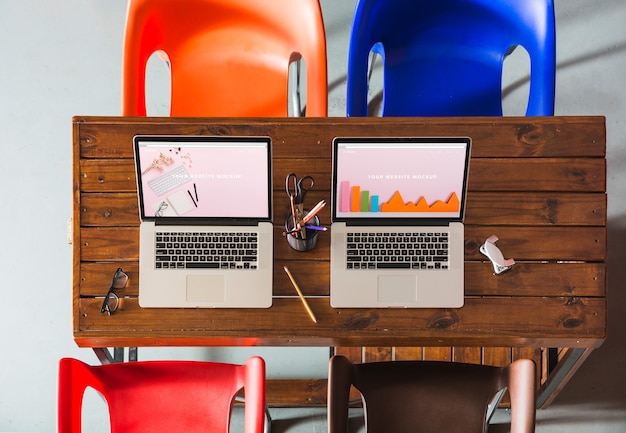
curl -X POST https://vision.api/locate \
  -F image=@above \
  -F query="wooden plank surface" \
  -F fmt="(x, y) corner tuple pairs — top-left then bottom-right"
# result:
(78, 261), (605, 298)
(74, 296), (606, 348)
(73, 116), (607, 345)
(80, 191), (606, 227)
(75, 116), (606, 159)
(72, 116), (607, 407)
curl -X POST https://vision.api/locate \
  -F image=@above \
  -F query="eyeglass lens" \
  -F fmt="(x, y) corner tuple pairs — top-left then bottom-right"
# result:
(101, 268), (128, 314)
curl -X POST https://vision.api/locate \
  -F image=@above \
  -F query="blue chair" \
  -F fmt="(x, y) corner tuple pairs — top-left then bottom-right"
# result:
(346, 0), (555, 117)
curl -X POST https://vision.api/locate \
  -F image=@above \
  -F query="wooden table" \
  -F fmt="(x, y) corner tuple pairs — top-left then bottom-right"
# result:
(72, 116), (606, 408)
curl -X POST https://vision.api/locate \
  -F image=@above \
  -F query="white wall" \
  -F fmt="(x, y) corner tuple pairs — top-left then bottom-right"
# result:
(0, 1), (356, 430)
(1, 1), (626, 432)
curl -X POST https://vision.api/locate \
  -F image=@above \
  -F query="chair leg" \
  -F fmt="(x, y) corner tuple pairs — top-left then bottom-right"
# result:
(264, 407), (272, 433)
(290, 59), (304, 117)
(486, 388), (507, 423)
(235, 395), (272, 433)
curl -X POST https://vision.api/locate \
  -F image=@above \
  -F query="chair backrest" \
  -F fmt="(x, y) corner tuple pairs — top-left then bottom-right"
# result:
(122, 0), (327, 116)
(57, 356), (266, 433)
(328, 355), (536, 433)
(346, 0), (555, 116)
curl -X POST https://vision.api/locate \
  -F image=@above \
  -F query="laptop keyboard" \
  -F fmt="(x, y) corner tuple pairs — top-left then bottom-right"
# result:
(346, 231), (449, 270)
(148, 165), (191, 196)
(154, 231), (259, 270)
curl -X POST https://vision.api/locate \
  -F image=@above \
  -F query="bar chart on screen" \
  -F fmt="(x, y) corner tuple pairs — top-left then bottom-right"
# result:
(339, 180), (459, 213)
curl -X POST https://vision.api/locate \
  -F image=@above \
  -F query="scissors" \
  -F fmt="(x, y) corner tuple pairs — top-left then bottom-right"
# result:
(285, 173), (314, 205)
(285, 173), (314, 238)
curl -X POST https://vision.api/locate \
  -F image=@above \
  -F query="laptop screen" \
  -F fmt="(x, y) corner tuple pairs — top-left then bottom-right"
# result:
(332, 137), (471, 223)
(134, 136), (272, 221)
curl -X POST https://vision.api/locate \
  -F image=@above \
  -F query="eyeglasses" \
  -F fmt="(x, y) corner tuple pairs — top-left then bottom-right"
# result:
(100, 268), (129, 315)
(155, 201), (168, 217)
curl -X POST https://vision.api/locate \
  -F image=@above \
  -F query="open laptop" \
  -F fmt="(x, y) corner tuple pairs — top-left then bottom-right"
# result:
(330, 137), (471, 308)
(133, 135), (273, 308)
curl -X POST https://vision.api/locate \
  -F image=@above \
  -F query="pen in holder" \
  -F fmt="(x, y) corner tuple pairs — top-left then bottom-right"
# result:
(285, 211), (320, 252)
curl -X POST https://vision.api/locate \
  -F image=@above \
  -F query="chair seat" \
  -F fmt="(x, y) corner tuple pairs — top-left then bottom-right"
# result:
(346, 0), (555, 117)
(122, 0), (327, 117)
(327, 356), (537, 433)
(57, 357), (266, 433)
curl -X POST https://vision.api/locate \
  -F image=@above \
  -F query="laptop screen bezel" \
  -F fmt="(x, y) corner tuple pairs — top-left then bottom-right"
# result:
(133, 135), (273, 225)
(331, 136), (471, 227)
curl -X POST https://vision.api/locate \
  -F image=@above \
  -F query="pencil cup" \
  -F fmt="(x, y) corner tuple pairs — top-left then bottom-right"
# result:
(285, 212), (320, 252)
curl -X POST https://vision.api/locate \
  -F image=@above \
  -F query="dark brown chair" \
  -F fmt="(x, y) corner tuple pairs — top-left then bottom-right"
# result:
(328, 355), (536, 433)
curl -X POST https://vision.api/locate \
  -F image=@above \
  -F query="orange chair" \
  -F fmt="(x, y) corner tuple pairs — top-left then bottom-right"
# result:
(122, 0), (327, 117)
(57, 356), (266, 433)
(328, 355), (536, 433)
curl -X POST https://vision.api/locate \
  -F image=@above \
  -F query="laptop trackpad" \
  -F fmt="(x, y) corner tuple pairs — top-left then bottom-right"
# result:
(186, 275), (225, 302)
(377, 275), (417, 303)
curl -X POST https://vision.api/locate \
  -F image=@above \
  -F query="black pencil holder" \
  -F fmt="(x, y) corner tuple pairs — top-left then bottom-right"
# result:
(285, 212), (320, 252)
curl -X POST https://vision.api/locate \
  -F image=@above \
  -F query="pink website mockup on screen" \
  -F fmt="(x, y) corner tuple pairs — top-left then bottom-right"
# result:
(335, 142), (467, 219)
(138, 142), (269, 219)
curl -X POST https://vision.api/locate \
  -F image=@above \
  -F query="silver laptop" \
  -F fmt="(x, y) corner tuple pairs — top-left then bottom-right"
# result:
(330, 137), (471, 308)
(134, 135), (273, 308)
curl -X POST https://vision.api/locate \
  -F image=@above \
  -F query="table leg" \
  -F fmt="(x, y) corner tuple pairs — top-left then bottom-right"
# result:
(537, 347), (594, 408)
(92, 347), (138, 364)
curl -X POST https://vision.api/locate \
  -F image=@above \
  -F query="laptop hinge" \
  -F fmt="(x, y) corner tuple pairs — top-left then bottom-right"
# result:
(153, 218), (266, 227)
(344, 219), (455, 227)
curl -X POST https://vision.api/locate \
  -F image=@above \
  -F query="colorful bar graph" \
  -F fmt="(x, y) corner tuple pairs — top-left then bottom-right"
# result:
(360, 190), (369, 212)
(340, 181), (351, 212)
(371, 195), (379, 212)
(338, 180), (459, 213)
(351, 185), (360, 212)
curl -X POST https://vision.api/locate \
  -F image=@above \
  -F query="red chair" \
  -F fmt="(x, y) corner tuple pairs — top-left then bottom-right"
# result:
(122, 0), (327, 117)
(57, 356), (266, 433)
